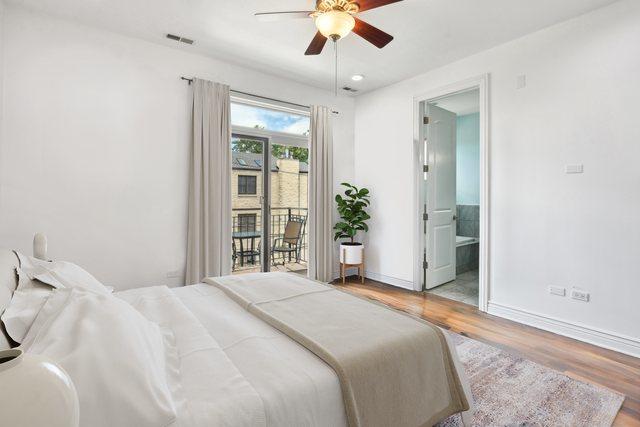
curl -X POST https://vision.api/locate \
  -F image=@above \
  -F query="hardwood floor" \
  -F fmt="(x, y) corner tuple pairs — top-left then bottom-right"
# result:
(335, 277), (640, 426)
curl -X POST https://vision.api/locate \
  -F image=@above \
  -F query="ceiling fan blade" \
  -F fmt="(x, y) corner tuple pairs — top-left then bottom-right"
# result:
(355, 0), (403, 12)
(305, 32), (328, 55)
(352, 18), (393, 49)
(255, 11), (313, 22)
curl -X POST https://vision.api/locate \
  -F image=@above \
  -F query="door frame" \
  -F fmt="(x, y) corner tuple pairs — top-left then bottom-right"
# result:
(231, 132), (271, 272)
(412, 74), (490, 312)
(231, 124), (310, 273)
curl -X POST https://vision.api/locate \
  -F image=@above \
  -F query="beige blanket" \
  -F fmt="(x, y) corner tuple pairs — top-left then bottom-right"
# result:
(204, 273), (470, 427)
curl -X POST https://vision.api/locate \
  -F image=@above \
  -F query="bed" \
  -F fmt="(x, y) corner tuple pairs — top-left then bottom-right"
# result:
(0, 241), (473, 427)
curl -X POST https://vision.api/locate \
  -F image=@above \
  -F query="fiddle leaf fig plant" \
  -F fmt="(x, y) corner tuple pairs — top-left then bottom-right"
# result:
(333, 183), (371, 243)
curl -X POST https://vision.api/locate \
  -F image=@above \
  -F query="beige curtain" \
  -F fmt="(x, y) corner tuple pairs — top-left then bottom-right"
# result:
(186, 79), (232, 285)
(308, 106), (334, 282)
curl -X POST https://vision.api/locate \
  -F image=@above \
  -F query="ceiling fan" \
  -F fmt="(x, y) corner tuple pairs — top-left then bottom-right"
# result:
(255, 0), (403, 55)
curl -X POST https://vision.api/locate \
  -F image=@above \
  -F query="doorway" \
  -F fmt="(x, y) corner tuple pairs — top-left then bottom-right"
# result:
(413, 75), (489, 310)
(229, 98), (310, 276)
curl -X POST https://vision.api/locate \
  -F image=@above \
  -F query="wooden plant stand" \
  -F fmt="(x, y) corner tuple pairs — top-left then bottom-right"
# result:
(340, 247), (365, 284)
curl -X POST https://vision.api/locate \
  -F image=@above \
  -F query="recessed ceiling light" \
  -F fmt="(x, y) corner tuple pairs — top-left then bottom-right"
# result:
(351, 74), (365, 82)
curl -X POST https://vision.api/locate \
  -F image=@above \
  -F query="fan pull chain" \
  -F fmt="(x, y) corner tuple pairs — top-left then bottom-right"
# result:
(334, 39), (338, 96)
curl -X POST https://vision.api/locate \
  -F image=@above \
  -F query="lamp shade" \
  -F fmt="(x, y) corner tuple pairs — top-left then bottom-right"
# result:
(315, 10), (355, 39)
(0, 349), (79, 427)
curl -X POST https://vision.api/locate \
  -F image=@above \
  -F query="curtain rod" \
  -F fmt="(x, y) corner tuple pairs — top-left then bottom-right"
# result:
(181, 77), (339, 115)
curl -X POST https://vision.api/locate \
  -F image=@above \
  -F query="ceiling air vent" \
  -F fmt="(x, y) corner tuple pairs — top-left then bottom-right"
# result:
(166, 34), (194, 45)
(342, 87), (359, 93)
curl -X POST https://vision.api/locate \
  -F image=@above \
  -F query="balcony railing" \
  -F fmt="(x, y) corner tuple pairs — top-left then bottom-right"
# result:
(232, 207), (308, 272)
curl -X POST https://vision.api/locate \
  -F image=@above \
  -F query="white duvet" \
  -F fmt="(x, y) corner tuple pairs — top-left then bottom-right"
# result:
(19, 283), (347, 427)
(21, 287), (180, 427)
(171, 284), (348, 427)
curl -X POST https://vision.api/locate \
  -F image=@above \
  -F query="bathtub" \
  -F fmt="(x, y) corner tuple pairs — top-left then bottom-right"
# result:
(456, 235), (479, 247)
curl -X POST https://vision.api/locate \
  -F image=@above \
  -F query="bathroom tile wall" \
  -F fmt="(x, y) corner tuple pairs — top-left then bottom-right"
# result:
(456, 205), (479, 274)
(457, 244), (479, 274)
(456, 205), (479, 238)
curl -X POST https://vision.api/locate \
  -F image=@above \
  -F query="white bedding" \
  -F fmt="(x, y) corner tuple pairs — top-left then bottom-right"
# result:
(21, 288), (179, 427)
(173, 284), (348, 427)
(114, 284), (348, 427)
(12, 277), (466, 426)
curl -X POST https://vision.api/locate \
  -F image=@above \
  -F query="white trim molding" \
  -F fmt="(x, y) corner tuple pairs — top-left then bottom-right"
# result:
(412, 74), (491, 312)
(231, 125), (309, 148)
(488, 301), (640, 358)
(363, 271), (414, 290)
(332, 270), (414, 291)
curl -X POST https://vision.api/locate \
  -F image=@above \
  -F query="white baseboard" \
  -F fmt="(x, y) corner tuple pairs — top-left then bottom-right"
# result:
(332, 269), (415, 291)
(364, 271), (415, 290)
(488, 301), (640, 358)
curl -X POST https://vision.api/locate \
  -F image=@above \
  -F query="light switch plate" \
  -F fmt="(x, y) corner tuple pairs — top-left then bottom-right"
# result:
(516, 75), (527, 89)
(565, 164), (584, 174)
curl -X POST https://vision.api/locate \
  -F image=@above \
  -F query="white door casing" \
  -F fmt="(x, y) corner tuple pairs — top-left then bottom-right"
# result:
(412, 74), (489, 310)
(425, 104), (457, 289)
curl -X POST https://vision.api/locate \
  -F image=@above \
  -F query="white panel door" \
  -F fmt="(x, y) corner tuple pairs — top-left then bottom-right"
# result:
(425, 104), (457, 289)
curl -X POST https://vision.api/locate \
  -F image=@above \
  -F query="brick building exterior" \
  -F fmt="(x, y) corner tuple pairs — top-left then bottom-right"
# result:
(231, 151), (308, 233)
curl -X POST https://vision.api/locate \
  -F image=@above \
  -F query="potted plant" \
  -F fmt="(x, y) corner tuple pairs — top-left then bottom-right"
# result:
(334, 182), (370, 265)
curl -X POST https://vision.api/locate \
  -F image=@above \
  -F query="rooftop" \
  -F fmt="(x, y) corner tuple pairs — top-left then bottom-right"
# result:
(232, 151), (308, 173)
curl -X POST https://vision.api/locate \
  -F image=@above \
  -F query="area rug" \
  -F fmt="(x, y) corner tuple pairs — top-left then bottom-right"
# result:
(438, 333), (625, 427)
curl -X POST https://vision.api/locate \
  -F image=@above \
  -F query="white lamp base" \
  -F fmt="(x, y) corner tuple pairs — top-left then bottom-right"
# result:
(0, 348), (79, 427)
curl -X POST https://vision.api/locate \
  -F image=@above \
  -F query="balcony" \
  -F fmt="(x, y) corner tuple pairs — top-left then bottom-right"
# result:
(232, 207), (308, 275)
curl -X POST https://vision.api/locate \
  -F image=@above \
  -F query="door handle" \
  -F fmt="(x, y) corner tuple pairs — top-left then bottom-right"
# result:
(452, 215), (457, 221)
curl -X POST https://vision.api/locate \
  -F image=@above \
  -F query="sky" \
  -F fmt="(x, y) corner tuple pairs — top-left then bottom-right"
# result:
(231, 103), (310, 135)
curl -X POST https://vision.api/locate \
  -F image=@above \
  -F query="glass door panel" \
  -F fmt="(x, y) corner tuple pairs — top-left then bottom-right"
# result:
(231, 134), (268, 274)
(269, 143), (309, 275)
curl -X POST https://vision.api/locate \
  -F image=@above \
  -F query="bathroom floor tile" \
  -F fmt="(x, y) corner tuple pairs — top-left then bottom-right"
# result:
(426, 270), (479, 307)
(461, 295), (479, 306)
(458, 280), (479, 293)
(457, 270), (479, 282)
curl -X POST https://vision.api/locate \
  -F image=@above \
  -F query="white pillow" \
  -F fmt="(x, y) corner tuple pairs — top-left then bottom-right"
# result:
(1, 253), (113, 344)
(21, 288), (179, 427)
(1, 268), (53, 344)
(15, 251), (112, 294)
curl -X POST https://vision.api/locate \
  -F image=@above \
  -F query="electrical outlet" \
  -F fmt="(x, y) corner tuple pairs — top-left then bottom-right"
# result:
(549, 286), (566, 297)
(571, 288), (590, 302)
(166, 270), (182, 279)
(516, 75), (527, 89)
(565, 164), (584, 174)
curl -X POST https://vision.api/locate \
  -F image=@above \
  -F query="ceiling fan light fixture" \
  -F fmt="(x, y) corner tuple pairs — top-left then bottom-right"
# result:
(315, 10), (355, 40)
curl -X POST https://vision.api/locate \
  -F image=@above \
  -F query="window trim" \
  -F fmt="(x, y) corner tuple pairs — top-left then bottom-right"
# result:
(232, 125), (308, 149)
(230, 95), (310, 117)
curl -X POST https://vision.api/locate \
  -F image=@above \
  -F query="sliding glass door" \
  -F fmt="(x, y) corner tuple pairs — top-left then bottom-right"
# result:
(230, 98), (310, 275)
(231, 134), (269, 274)
(269, 143), (309, 275)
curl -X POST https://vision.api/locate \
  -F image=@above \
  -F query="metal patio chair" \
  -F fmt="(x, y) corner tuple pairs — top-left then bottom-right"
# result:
(271, 215), (306, 266)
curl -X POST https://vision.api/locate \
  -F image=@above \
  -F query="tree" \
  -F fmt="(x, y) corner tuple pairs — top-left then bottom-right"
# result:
(232, 126), (309, 163)
(271, 145), (309, 163)
(232, 138), (263, 154)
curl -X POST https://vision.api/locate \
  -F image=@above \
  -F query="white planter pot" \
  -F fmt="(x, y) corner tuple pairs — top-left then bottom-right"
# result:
(0, 348), (79, 427)
(340, 243), (364, 265)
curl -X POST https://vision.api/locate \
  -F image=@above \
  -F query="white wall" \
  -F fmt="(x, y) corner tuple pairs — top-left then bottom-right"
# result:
(0, 0), (4, 172)
(0, 6), (355, 289)
(354, 0), (640, 354)
(456, 113), (480, 206)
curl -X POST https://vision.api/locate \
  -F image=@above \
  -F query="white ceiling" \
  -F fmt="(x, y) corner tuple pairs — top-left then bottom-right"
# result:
(7, 0), (619, 94)
(432, 89), (479, 116)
